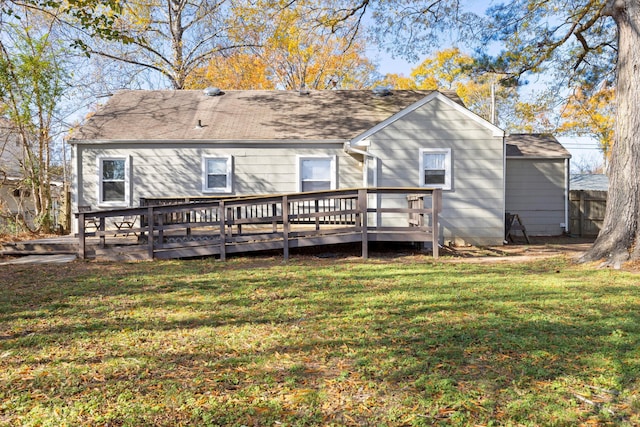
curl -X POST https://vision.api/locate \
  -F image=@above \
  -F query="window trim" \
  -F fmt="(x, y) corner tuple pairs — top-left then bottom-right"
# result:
(297, 155), (337, 193)
(97, 156), (130, 207)
(419, 148), (452, 190)
(202, 155), (233, 193)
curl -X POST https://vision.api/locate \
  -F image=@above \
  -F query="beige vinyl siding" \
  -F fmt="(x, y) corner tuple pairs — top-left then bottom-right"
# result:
(76, 143), (361, 209)
(506, 159), (566, 236)
(367, 97), (505, 246)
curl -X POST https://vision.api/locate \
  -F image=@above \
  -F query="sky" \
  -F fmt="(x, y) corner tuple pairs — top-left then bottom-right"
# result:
(371, 49), (605, 174)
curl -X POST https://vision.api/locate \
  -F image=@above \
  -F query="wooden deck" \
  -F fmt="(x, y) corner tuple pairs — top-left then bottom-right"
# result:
(77, 188), (441, 261)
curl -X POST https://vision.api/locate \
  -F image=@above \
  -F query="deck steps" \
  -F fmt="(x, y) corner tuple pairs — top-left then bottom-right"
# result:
(1, 238), (78, 257)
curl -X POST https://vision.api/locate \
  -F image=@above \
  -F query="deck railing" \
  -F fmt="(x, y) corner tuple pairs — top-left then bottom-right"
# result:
(77, 188), (441, 261)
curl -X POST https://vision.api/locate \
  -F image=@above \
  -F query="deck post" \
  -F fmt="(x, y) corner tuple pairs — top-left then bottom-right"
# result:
(98, 218), (106, 248)
(157, 214), (164, 249)
(78, 213), (86, 259)
(147, 207), (155, 259)
(282, 195), (289, 261)
(359, 189), (368, 259)
(272, 203), (278, 232)
(219, 201), (226, 261)
(432, 189), (441, 259)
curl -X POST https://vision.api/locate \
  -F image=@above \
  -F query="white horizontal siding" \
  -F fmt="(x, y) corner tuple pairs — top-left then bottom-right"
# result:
(77, 143), (361, 209)
(368, 97), (505, 245)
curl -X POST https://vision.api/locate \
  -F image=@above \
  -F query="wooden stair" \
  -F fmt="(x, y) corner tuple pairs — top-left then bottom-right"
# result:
(0, 237), (78, 257)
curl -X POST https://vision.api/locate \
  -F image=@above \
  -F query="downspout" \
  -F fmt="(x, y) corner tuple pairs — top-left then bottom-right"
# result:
(71, 143), (80, 234)
(344, 141), (378, 187)
(564, 157), (570, 234)
(502, 133), (507, 244)
(344, 141), (379, 227)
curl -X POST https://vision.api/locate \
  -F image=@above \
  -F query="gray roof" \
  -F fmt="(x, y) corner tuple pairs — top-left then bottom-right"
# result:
(570, 174), (609, 191)
(506, 134), (571, 159)
(71, 89), (456, 142)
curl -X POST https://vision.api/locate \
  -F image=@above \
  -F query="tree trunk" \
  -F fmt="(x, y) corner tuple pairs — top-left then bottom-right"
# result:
(580, 0), (640, 265)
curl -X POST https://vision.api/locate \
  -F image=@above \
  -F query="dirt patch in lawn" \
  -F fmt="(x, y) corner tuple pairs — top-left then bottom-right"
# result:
(438, 236), (596, 264)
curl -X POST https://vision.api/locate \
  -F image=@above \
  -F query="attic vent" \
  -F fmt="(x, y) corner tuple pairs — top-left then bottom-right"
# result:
(203, 87), (222, 96)
(372, 86), (392, 97)
(299, 85), (310, 96)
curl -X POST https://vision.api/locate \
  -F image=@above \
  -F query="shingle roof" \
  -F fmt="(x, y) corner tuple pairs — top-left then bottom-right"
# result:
(505, 133), (571, 159)
(70, 89), (452, 142)
(570, 174), (609, 191)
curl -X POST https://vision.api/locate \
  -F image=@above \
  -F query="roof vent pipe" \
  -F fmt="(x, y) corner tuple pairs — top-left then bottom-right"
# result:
(203, 87), (222, 96)
(372, 86), (392, 97)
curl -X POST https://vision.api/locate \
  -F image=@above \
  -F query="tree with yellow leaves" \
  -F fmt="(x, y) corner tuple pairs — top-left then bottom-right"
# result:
(559, 86), (614, 160)
(186, 0), (376, 90)
(383, 48), (525, 129)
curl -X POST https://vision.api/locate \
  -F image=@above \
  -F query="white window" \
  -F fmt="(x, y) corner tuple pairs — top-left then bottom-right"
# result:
(298, 156), (336, 192)
(419, 148), (452, 190)
(202, 156), (232, 193)
(98, 156), (129, 206)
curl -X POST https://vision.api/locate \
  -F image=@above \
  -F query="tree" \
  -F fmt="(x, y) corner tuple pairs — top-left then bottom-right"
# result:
(410, 48), (474, 90)
(187, 51), (275, 90)
(2, 0), (126, 45)
(408, 48), (518, 127)
(186, 0), (376, 90)
(0, 6), (68, 232)
(559, 85), (615, 161)
(68, 0), (261, 90)
(321, 0), (633, 265)
(379, 48), (537, 131)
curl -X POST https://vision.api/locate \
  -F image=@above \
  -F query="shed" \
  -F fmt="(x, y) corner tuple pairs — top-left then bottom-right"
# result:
(506, 134), (571, 236)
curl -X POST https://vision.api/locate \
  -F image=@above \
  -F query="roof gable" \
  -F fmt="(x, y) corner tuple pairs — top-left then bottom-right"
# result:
(70, 89), (465, 143)
(349, 91), (505, 145)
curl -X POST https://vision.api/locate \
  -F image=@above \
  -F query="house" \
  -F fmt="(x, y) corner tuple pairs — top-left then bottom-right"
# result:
(69, 89), (570, 246)
(0, 119), (67, 233)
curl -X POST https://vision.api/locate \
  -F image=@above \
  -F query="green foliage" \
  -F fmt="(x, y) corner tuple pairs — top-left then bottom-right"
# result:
(1, 256), (640, 425)
(482, 0), (615, 87)
(3, 0), (126, 43)
(0, 8), (69, 232)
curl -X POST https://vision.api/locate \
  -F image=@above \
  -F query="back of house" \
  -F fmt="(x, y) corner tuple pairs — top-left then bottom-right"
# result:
(69, 89), (570, 246)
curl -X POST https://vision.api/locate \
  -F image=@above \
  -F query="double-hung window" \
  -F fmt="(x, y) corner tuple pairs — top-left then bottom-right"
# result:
(298, 156), (336, 192)
(419, 148), (452, 190)
(203, 156), (232, 193)
(98, 157), (129, 206)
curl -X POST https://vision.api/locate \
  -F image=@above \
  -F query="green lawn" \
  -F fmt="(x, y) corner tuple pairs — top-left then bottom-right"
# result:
(1, 254), (639, 426)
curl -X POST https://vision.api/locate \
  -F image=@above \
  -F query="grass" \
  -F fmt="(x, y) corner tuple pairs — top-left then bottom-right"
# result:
(1, 254), (640, 426)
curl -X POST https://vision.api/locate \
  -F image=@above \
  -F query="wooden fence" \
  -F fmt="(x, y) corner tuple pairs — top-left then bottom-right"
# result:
(569, 190), (607, 237)
(77, 188), (442, 261)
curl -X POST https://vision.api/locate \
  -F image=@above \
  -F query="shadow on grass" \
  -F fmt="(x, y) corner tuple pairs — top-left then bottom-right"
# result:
(1, 258), (640, 424)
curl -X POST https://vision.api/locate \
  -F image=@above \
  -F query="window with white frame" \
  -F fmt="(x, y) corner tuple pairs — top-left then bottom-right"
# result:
(203, 156), (232, 193)
(298, 156), (336, 192)
(419, 148), (451, 190)
(98, 157), (129, 206)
